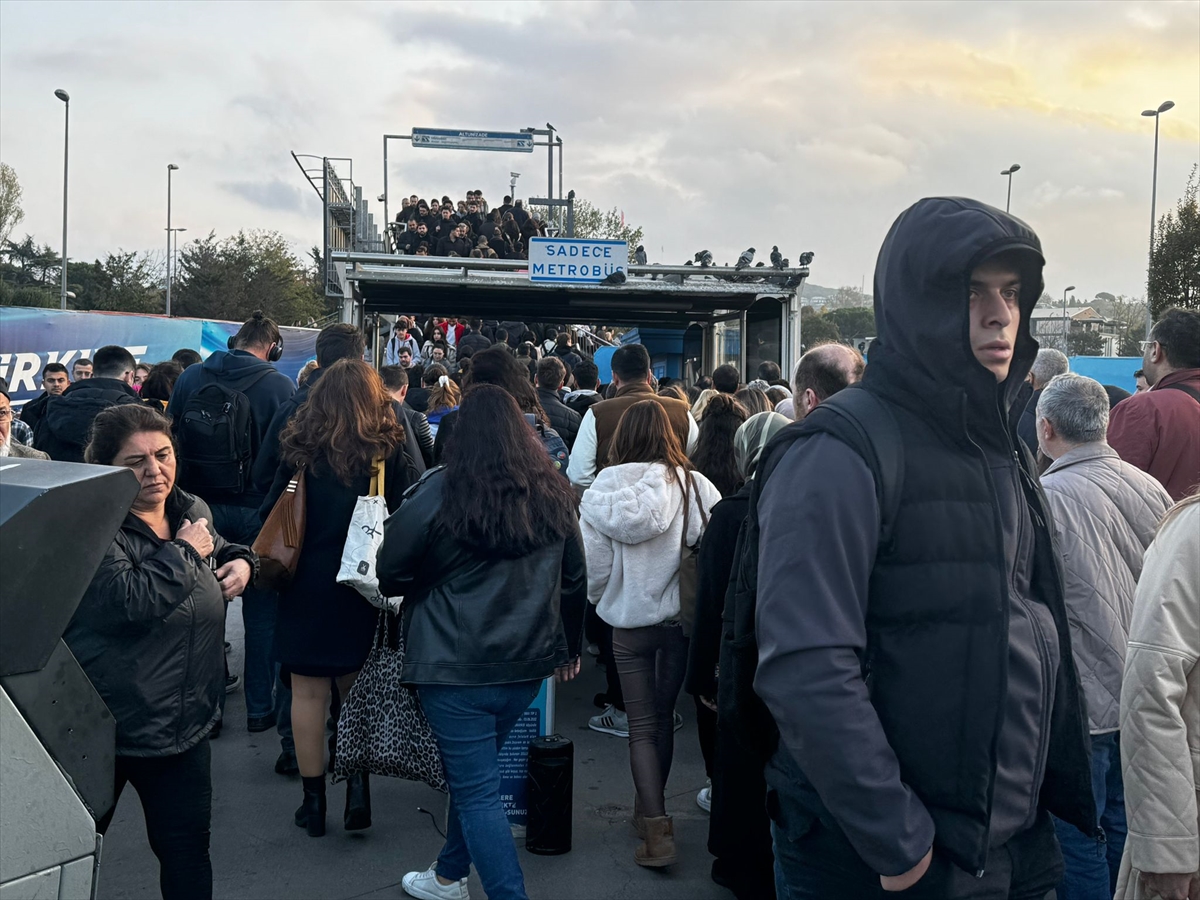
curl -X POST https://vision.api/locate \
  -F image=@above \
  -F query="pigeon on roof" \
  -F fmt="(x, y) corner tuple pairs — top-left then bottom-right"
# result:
(736, 248), (755, 270)
(770, 246), (784, 269)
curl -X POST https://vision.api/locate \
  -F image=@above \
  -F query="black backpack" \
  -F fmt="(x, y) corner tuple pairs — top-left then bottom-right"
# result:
(722, 385), (905, 763)
(177, 370), (272, 498)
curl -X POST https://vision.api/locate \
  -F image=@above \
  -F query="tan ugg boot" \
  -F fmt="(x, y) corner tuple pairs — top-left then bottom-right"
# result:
(634, 815), (676, 867)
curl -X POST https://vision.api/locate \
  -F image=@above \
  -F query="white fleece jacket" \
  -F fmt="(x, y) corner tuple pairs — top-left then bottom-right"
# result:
(580, 462), (721, 629)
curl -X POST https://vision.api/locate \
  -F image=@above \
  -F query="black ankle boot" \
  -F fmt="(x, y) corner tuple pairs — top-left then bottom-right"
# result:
(294, 776), (326, 837)
(344, 771), (371, 831)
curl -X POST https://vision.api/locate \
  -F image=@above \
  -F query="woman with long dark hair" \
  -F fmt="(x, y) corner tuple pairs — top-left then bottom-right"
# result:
(379, 385), (586, 900)
(689, 393), (748, 498)
(580, 400), (721, 868)
(261, 359), (412, 838)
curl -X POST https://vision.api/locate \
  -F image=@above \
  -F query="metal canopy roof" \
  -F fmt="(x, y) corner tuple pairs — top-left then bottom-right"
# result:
(335, 252), (808, 327)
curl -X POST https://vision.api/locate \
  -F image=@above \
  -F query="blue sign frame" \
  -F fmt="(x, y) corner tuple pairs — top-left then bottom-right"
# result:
(528, 237), (628, 284)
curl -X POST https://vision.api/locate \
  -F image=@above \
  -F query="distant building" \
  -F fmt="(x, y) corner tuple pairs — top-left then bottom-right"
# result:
(1029, 306), (1119, 356)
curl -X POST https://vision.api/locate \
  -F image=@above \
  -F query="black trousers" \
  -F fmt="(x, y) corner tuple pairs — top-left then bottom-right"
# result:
(96, 739), (213, 900)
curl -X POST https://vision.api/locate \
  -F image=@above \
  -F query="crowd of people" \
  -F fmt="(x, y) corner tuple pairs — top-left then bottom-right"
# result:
(389, 190), (550, 261)
(6, 196), (1200, 900)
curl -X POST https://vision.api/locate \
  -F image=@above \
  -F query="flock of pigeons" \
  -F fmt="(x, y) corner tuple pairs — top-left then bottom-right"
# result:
(603, 244), (814, 288)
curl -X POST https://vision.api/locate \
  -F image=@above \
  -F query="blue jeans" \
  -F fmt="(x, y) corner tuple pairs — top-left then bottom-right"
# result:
(209, 503), (283, 724)
(1053, 731), (1126, 900)
(418, 680), (541, 900)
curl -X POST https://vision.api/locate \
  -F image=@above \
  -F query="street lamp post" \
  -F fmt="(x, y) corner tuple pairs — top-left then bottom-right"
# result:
(166, 164), (179, 316)
(1062, 284), (1076, 353)
(54, 89), (70, 309)
(166, 227), (187, 298)
(1000, 163), (1021, 213)
(1142, 100), (1175, 338)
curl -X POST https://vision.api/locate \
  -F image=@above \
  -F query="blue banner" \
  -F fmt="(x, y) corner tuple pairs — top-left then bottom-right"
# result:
(0, 308), (318, 408)
(497, 678), (553, 828)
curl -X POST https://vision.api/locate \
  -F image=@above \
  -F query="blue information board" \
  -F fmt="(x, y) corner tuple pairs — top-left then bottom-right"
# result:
(497, 678), (554, 827)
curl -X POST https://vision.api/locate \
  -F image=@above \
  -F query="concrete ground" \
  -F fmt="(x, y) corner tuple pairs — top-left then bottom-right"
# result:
(97, 600), (731, 900)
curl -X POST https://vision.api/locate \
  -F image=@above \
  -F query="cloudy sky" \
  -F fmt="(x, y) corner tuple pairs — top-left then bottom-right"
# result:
(2, 0), (1197, 300)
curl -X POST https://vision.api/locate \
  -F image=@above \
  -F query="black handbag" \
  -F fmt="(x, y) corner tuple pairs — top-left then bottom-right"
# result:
(333, 611), (447, 792)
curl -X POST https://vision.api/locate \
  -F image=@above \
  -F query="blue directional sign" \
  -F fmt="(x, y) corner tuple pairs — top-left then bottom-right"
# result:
(529, 237), (628, 284)
(411, 128), (534, 153)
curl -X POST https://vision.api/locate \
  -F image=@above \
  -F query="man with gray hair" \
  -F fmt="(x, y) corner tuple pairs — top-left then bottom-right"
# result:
(1036, 372), (1172, 900)
(1018, 347), (1069, 452)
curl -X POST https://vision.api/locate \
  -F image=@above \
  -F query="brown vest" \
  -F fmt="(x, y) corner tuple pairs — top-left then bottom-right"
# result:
(592, 382), (692, 470)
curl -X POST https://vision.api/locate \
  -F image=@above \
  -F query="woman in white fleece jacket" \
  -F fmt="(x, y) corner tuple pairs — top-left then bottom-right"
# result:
(580, 400), (721, 868)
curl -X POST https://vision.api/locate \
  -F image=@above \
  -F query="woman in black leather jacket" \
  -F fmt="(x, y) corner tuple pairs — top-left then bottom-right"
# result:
(68, 404), (256, 900)
(379, 385), (586, 900)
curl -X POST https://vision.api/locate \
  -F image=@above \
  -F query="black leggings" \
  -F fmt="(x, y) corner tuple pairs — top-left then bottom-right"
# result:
(96, 739), (213, 900)
(612, 623), (689, 818)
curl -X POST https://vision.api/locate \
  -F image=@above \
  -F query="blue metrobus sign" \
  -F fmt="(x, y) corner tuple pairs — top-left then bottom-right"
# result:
(528, 238), (628, 284)
(411, 128), (534, 153)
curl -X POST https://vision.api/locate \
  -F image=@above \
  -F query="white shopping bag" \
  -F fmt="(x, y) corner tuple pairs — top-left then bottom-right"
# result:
(337, 459), (400, 611)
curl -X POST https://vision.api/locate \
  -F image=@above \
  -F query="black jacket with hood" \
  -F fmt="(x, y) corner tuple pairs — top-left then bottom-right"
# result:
(34, 377), (141, 462)
(167, 349), (295, 508)
(753, 198), (1095, 878)
(65, 488), (256, 756)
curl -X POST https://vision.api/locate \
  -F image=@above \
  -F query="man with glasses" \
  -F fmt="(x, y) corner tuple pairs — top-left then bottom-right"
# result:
(1109, 307), (1200, 500)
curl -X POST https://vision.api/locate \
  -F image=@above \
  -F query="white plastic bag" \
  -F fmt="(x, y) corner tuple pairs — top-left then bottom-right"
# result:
(337, 460), (401, 611)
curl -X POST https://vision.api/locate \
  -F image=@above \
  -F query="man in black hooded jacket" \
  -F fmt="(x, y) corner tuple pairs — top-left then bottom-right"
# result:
(753, 198), (1094, 898)
(35, 345), (141, 461)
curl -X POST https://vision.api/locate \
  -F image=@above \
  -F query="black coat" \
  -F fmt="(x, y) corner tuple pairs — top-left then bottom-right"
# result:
(18, 391), (52, 433)
(401, 405), (434, 470)
(377, 468), (586, 685)
(537, 387), (581, 449)
(1017, 387), (1042, 454)
(261, 450), (411, 676)
(34, 376), (142, 462)
(456, 329), (492, 359)
(65, 488), (256, 756)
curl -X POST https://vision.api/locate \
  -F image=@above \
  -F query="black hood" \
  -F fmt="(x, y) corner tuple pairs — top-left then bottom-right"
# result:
(200, 349), (278, 391)
(863, 197), (1045, 442)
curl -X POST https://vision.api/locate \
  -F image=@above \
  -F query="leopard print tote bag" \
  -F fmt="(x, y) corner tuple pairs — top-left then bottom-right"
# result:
(333, 610), (447, 792)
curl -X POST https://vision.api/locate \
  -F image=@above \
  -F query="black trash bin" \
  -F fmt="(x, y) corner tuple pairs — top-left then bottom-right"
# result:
(525, 734), (573, 855)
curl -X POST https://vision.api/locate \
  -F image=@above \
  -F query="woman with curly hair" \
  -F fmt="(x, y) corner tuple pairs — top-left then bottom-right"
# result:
(261, 359), (413, 838)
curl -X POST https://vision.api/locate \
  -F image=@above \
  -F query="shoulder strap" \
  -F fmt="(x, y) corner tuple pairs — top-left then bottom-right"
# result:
(798, 386), (905, 549)
(369, 457), (386, 497)
(1159, 382), (1200, 405)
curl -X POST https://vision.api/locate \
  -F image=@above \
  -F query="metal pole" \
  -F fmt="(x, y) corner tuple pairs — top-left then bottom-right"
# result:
(546, 124), (555, 213)
(59, 96), (69, 309)
(166, 167), (173, 316)
(1146, 113), (1161, 339)
(383, 135), (389, 229)
(1006, 173), (1013, 213)
(557, 136), (563, 233)
(1063, 288), (1068, 350)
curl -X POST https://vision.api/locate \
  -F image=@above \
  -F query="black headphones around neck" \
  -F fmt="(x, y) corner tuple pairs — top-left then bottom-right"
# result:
(228, 335), (284, 363)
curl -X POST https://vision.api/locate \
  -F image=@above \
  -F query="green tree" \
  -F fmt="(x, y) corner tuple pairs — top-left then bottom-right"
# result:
(1066, 330), (1104, 357)
(71, 252), (162, 314)
(567, 199), (645, 263)
(173, 230), (328, 324)
(828, 307), (876, 341)
(800, 306), (841, 351)
(1148, 164), (1200, 316)
(1, 235), (61, 289)
(0, 280), (56, 308)
(0, 163), (24, 246)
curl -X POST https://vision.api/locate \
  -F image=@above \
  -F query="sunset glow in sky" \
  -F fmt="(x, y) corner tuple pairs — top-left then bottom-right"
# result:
(2, 0), (1197, 300)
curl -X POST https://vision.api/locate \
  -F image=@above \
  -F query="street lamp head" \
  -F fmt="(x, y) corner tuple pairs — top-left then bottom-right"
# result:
(1065, 285), (1076, 292)
(1158, 100), (1175, 114)
(1142, 109), (1158, 117)
(177, 227), (187, 233)
(167, 163), (179, 171)
(54, 89), (70, 102)
(377, 194), (386, 203)
(1008, 163), (1021, 173)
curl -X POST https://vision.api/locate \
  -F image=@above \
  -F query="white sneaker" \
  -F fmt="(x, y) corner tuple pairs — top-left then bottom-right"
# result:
(402, 866), (469, 900)
(697, 780), (712, 814)
(588, 705), (629, 738)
